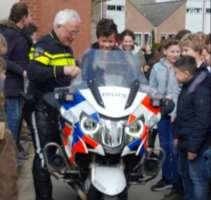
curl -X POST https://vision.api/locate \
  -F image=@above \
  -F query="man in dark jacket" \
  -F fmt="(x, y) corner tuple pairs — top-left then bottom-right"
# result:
(174, 56), (211, 200)
(0, 2), (31, 153)
(27, 9), (81, 200)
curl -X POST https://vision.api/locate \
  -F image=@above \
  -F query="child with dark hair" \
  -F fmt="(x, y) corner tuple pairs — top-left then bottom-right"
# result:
(119, 29), (135, 51)
(92, 18), (118, 50)
(174, 55), (211, 200)
(80, 18), (118, 82)
(119, 29), (148, 83)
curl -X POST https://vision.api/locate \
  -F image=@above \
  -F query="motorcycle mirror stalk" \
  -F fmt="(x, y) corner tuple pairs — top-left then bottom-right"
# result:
(54, 86), (75, 102)
(42, 86), (75, 111)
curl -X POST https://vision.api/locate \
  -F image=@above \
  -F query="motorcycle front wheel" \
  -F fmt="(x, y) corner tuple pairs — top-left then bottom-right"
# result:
(102, 191), (128, 200)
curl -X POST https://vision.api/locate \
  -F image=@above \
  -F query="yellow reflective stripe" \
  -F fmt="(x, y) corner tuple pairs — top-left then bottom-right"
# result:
(51, 53), (71, 59)
(29, 49), (52, 59)
(49, 58), (76, 66)
(29, 48), (75, 66)
(30, 47), (35, 51)
(29, 52), (34, 60)
(32, 56), (50, 65)
(29, 53), (50, 65)
(30, 47), (73, 59)
(29, 55), (75, 66)
(41, 52), (72, 59)
(43, 51), (53, 59)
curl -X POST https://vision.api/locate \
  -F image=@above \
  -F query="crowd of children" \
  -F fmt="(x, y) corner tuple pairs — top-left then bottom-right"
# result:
(91, 18), (211, 200)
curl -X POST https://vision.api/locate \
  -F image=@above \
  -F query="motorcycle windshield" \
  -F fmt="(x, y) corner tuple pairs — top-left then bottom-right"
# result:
(79, 49), (145, 87)
(71, 49), (150, 118)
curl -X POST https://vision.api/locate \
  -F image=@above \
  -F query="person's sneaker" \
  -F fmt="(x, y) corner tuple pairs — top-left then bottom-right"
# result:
(151, 179), (173, 191)
(161, 189), (183, 200)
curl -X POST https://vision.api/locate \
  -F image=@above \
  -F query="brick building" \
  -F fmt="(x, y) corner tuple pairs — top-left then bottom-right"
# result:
(127, 0), (187, 45)
(20, 0), (92, 57)
(104, 0), (186, 46)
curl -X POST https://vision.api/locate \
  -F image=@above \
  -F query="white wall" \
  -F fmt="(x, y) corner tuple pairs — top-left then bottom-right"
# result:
(186, 0), (211, 33)
(106, 0), (126, 33)
(0, 0), (19, 20)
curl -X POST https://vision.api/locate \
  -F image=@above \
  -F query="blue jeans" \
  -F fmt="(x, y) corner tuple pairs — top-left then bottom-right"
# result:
(158, 116), (178, 184)
(178, 150), (209, 200)
(4, 97), (23, 143)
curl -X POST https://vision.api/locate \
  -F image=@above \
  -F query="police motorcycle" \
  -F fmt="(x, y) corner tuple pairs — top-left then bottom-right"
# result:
(42, 49), (173, 200)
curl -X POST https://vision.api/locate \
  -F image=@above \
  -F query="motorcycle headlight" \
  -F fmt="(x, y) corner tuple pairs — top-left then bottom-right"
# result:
(80, 116), (100, 136)
(101, 120), (124, 149)
(125, 120), (144, 138)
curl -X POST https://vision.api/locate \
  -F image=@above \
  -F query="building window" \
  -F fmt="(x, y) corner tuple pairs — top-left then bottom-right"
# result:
(107, 5), (124, 11)
(107, 5), (115, 11)
(186, 8), (202, 14)
(144, 33), (150, 45)
(134, 33), (152, 47)
(196, 8), (201, 13)
(161, 33), (176, 40)
(116, 5), (124, 11)
(134, 33), (142, 47)
(206, 8), (211, 13)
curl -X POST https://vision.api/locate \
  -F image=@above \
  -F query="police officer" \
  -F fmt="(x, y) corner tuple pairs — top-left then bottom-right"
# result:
(27, 9), (81, 200)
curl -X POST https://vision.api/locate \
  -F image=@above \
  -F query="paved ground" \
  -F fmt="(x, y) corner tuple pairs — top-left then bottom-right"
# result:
(18, 143), (169, 200)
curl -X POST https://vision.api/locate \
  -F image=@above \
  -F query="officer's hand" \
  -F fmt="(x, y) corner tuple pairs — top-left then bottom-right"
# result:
(64, 66), (81, 78)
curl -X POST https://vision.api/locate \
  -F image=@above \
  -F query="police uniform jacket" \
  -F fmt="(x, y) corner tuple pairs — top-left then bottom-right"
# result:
(27, 31), (76, 98)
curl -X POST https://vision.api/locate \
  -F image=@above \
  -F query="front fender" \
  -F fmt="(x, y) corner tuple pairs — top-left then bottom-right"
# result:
(91, 165), (127, 196)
